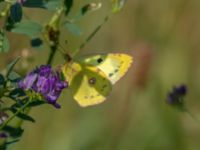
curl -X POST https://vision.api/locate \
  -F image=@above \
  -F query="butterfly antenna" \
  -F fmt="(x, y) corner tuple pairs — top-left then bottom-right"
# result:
(57, 43), (67, 54)
(72, 15), (110, 57)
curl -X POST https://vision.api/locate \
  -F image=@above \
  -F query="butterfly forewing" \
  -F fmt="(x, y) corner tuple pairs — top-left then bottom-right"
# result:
(81, 53), (133, 84)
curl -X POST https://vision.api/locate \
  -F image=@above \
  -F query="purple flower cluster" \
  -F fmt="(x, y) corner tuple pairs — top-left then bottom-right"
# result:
(167, 85), (187, 109)
(18, 65), (68, 108)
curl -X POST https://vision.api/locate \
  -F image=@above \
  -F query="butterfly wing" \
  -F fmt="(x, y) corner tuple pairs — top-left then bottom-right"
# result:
(80, 53), (133, 84)
(61, 61), (82, 85)
(62, 62), (112, 107)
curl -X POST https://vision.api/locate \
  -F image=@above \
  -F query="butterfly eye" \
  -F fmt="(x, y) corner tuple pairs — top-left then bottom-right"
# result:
(88, 77), (96, 85)
(97, 58), (103, 63)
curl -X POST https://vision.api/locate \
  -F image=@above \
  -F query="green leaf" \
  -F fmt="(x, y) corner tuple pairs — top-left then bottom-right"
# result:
(45, 0), (62, 10)
(23, 0), (44, 8)
(0, 74), (5, 86)
(27, 100), (46, 107)
(9, 107), (36, 122)
(64, 0), (73, 15)
(31, 38), (43, 47)
(6, 57), (20, 78)
(81, 3), (102, 16)
(6, 139), (20, 145)
(111, 0), (126, 13)
(5, 16), (16, 31)
(9, 88), (26, 101)
(72, 3), (102, 21)
(11, 20), (43, 38)
(11, 99), (27, 108)
(65, 23), (83, 36)
(7, 71), (21, 82)
(2, 125), (24, 138)
(0, 143), (6, 150)
(17, 113), (35, 122)
(0, 29), (10, 52)
(10, 3), (23, 23)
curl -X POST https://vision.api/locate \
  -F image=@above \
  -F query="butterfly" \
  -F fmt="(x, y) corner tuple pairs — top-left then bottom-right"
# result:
(61, 53), (133, 107)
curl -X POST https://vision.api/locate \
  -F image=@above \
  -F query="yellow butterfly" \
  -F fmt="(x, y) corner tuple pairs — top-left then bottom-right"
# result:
(61, 53), (133, 107)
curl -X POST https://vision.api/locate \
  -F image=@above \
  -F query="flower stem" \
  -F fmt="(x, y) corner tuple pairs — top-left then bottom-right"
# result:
(47, 46), (57, 65)
(0, 99), (31, 130)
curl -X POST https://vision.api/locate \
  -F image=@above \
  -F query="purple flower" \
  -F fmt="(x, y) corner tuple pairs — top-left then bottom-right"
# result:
(18, 65), (68, 108)
(166, 84), (187, 110)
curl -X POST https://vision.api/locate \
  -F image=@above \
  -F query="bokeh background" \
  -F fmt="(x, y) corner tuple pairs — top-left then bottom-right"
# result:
(1, 0), (200, 149)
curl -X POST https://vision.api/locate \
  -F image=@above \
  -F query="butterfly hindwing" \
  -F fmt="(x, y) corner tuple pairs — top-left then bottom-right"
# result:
(62, 63), (112, 107)
(80, 53), (133, 84)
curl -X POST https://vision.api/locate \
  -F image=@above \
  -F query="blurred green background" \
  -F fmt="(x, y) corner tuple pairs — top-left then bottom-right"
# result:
(1, 0), (200, 150)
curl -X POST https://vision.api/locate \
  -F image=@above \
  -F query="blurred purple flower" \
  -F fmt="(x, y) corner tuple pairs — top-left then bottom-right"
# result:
(166, 84), (187, 110)
(18, 65), (68, 108)
(17, 0), (26, 5)
(0, 132), (7, 138)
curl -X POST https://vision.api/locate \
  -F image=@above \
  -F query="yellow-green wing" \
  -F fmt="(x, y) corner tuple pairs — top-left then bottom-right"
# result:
(61, 61), (82, 85)
(62, 62), (112, 107)
(80, 53), (133, 84)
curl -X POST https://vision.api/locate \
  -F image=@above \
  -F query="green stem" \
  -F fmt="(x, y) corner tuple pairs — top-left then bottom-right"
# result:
(45, 7), (64, 65)
(47, 46), (57, 65)
(0, 99), (31, 130)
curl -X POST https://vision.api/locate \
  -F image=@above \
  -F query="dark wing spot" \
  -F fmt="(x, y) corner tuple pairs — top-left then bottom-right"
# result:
(97, 58), (103, 64)
(109, 73), (114, 77)
(114, 69), (119, 73)
(88, 77), (96, 85)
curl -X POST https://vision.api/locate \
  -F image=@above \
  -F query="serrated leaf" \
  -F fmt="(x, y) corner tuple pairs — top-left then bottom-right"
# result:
(64, 0), (73, 15)
(23, 0), (44, 8)
(10, 3), (22, 23)
(0, 29), (10, 52)
(65, 23), (83, 36)
(6, 57), (20, 78)
(2, 125), (24, 138)
(111, 0), (126, 13)
(11, 20), (42, 38)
